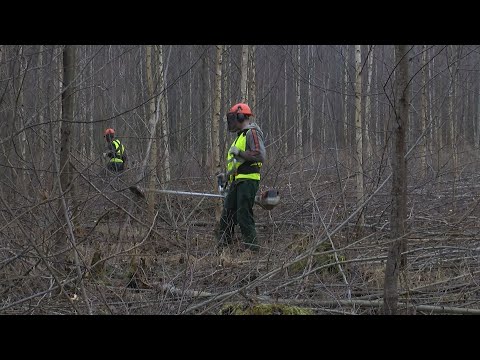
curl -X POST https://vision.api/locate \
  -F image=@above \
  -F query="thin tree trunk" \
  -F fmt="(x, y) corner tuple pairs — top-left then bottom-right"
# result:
(384, 44), (409, 315)
(145, 45), (158, 220)
(365, 45), (374, 162)
(212, 45), (223, 219)
(296, 45), (303, 167)
(354, 45), (364, 228)
(420, 45), (428, 178)
(308, 45), (314, 155)
(200, 53), (207, 168)
(37, 45), (46, 168)
(156, 45), (170, 183)
(477, 74), (480, 148)
(248, 45), (256, 111)
(188, 47), (193, 151)
(343, 45), (349, 148)
(88, 46), (95, 160)
(284, 55), (288, 155)
(240, 45), (249, 102)
(16, 46), (27, 190)
(428, 50), (436, 161)
(57, 45), (76, 265)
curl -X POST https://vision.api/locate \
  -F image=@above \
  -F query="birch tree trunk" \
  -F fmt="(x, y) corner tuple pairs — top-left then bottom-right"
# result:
(343, 45), (349, 148)
(145, 45), (158, 220)
(420, 45), (428, 178)
(200, 52), (208, 168)
(384, 44), (409, 315)
(284, 55), (288, 155)
(321, 76), (329, 149)
(375, 53), (381, 148)
(248, 45), (256, 111)
(354, 44), (364, 227)
(365, 45), (374, 161)
(295, 45), (303, 167)
(88, 45), (95, 160)
(37, 45), (46, 168)
(308, 45), (314, 155)
(57, 45), (76, 263)
(156, 45), (170, 183)
(477, 74), (480, 148)
(240, 45), (249, 103)
(16, 46), (27, 191)
(60, 45), (75, 199)
(212, 45), (223, 219)
(428, 51), (436, 160)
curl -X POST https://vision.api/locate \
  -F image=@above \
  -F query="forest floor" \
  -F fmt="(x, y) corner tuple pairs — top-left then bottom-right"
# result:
(2, 162), (480, 315)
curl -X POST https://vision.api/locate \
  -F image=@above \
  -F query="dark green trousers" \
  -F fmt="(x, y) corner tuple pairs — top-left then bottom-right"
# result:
(218, 179), (259, 250)
(107, 162), (124, 172)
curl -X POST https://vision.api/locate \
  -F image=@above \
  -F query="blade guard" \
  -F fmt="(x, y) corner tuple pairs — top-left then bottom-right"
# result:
(255, 189), (280, 210)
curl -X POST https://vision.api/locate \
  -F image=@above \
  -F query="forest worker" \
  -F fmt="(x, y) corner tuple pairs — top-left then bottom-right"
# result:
(103, 128), (127, 172)
(216, 103), (266, 252)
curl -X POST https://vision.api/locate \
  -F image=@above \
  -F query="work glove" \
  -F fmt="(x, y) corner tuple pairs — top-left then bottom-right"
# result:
(216, 173), (226, 194)
(216, 172), (226, 183)
(229, 146), (240, 156)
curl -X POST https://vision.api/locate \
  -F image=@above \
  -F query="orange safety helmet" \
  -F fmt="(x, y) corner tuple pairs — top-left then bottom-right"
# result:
(104, 128), (115, 136)
(229, 103), (252, 117)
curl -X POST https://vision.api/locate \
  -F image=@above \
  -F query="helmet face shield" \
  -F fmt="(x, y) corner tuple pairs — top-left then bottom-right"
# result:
(226, 112), (238, 132)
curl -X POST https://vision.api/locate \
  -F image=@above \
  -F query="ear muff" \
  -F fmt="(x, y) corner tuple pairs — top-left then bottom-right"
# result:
(237, 113), (245, 122)
(236, 105), (246, 122)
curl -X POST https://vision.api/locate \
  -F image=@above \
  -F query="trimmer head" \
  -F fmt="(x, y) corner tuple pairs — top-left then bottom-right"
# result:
(255, 189), (280, 210)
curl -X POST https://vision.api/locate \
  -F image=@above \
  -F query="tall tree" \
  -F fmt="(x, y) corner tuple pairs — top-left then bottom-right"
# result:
(248, 45), (256, 111)
(295, 45), (303, 162)
(420, 45), (428, 178)
(156, 45), (170, 183)
(308, 45), (314, 155)
(59, 45), (75, 201)
(284, 53), (288, 155)
(365, 45), (375, 161)
(145, 45), (158, 220)
(240, 45), (249, 102)
(343, 45), (350, 148)
(384, 44), (409, 315)
(354, 44), (364, 227)
(212, 45), (223, 219)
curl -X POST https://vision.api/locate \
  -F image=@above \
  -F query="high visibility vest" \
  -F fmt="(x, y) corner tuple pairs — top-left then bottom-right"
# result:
(110, 139), (125, 163)
(227, 129), (262, 182)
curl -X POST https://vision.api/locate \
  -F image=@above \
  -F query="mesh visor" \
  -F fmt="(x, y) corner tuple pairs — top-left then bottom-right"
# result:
(226, 112), (238, 131)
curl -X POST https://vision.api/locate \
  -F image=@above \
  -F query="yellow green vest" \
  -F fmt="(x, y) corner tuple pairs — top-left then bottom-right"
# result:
(227, 130), (262, 182)
(110, 139), (125, 163)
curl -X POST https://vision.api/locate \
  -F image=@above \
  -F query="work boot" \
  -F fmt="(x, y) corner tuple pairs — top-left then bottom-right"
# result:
(242, 242), (260, 253)
(238, 248), (257, 261)
(215, 239), (230, 255)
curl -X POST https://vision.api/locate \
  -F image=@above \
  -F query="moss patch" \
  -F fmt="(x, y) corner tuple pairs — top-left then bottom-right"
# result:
(288, 240), (346, 274)
(220, 302), (313, 315)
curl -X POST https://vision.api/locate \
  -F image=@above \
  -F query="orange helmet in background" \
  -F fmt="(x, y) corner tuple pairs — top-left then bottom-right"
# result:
(229, 103), (253, 117)
(104, 128), (115, 136)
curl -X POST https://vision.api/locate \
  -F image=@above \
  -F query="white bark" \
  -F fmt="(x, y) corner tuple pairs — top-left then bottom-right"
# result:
(343, 45), (349, 148)
(284, 55), (288, 155)
(248, 45), (256, 111)
(354, 45), (364, 226)
(145, 45), (158, 219)
(308, 45), (314, 154)
(295, 45), (302, 161)
(240, 45), (249, 102)
(156, 45), (170, 183)
(365, 45), (374, 161)
(212, 45), (223, 218)
(420, 45), (428, 177)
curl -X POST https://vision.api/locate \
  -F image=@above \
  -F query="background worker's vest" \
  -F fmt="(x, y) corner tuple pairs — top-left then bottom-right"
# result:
(227, 129), (262, 182)
(110, 139), (125, 163)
